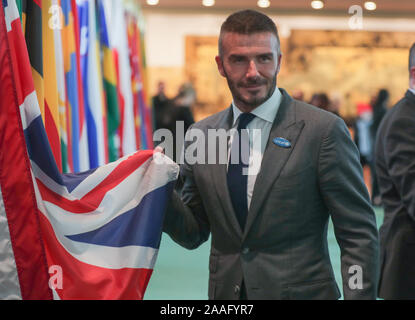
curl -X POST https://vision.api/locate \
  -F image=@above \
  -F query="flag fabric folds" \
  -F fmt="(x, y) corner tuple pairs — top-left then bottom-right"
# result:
(62, 0), (90, 173)
(52, 0), (71, 173)
(98, 0), (120, 163)
(33, 150), (178, 299)
(42, 0), (63, 172)
(71, 0), (90, 173)
(127, 13), (143, 151)
(21, 0), (44, 119)
(0, 0), (53, 300)
(0, 0), (178, 300)
(109, 0), (136, 158)
(134, 19), (154, 151)
(84, 0), (108, 169)
(19, 0), (154, 174)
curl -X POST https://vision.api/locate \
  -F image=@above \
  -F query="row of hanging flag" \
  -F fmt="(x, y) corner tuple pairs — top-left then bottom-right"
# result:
(18, 0), (154, 174)
(0, 0), (177, 300)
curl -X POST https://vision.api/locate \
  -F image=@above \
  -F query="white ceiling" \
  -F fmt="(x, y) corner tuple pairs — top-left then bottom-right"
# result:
(140, 0), (415, 16)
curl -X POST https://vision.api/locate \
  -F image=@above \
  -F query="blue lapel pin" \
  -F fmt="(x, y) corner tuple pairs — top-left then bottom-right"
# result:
(273, 137), (291, 148)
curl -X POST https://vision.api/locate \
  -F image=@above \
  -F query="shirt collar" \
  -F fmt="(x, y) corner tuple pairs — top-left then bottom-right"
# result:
(232, 87), (282, 126)
(409, 88), (415, 96)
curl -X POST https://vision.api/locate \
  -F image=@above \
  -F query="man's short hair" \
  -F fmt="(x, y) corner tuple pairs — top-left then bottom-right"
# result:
(219, 10), (280, 57)
(409, 43), (415, 72)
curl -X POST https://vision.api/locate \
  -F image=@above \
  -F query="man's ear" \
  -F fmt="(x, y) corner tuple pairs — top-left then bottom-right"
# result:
(215, 55), (226, 78)
(410, 66), (415, 88)
(276, 53), (283, 75)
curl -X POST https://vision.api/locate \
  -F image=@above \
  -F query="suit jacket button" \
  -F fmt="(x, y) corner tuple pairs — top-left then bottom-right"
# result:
(242, 247), (250, 255)
(234, 285), (240, 295)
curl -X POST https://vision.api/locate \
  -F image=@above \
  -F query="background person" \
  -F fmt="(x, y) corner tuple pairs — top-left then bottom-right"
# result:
(370, 89), (389, 206)
(375, 43), (415, 300)
(152, 80), (171, 132)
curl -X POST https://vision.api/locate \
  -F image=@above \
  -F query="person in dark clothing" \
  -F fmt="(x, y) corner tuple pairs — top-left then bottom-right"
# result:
(156, 83), (196, 163)
(375, 43), (415, 299)
(169, 83), (195, 165)
(163, 83), (196, 191)
(370, 89), (389, 206)
(152, 80), (171, 132)
(170, 83), (196, 137)
(309, 93), (330, 112)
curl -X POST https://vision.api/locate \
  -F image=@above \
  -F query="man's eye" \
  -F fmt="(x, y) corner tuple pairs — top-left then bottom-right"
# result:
(230, 56), (245, 63)
(258, 56), (272, 63)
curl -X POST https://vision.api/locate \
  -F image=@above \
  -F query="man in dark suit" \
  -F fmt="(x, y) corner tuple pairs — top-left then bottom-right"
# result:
(162, 10), (379, 300)
(375, 43), (415, 300)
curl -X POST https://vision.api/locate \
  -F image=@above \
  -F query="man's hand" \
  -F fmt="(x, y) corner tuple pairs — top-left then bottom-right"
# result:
(154, 146), (164, 154)
(153, 146), (168, 165)
(153, 146), (180, 180)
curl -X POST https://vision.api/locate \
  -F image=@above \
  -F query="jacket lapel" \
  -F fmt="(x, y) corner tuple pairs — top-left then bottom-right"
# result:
(244, 90), (305, 238)
(405, 89), (415, 104)
(209, 107), (245, 237)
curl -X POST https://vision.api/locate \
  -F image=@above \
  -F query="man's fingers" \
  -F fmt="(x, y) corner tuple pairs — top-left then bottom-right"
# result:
(153, 146), (166, 165)
(154, 146), (165, 154)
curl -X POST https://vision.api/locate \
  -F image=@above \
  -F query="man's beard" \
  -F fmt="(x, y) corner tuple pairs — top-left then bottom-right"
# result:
(223, 67), (278, 109)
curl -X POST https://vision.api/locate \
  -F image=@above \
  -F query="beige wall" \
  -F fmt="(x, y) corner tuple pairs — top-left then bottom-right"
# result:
(143, 10), (415, 121)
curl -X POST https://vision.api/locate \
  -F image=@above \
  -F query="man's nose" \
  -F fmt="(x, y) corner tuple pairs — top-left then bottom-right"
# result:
(246, 60), (259, 78)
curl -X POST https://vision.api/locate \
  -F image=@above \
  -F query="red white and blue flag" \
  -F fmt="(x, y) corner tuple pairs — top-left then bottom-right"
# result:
(0, 0), (178, 300)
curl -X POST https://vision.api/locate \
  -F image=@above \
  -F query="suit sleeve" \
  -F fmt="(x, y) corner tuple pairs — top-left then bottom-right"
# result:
(318, 117), (380, 300)
(384, 114), (415, 220)
(163, 127), (211, 250)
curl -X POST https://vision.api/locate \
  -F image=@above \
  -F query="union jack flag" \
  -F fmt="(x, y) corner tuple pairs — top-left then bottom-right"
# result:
(0, 0), (178, 300)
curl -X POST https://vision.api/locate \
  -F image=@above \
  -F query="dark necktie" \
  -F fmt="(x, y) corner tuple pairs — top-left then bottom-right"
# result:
(227, 113), (255, 230)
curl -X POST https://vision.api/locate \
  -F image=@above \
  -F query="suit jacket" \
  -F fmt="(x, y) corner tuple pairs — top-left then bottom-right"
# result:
(164, 89), (379, 300)
(375, 90), (415, 299)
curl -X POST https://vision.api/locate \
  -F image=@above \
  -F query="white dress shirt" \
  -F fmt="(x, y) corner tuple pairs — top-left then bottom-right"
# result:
(409, 88), (415, 95)
(228, 88), (282, 210)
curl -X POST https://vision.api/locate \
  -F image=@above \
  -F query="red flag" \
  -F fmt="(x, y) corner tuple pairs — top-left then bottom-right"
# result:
(0, 0), (52, 300)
